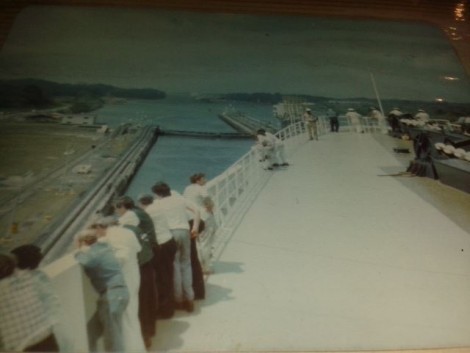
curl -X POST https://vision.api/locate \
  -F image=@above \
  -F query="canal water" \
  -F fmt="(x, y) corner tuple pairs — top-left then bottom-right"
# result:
(94, 94), (277, 195)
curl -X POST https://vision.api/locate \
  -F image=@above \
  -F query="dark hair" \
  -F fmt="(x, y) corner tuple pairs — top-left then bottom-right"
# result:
(257, 129), (266, 135)
(152, 182), (171, 197)
(11, 244), (43, 270)
(115, 195), (135, 210)
(189, 173), (205, 184)
(0, 253), (16, 279)
(138, 194), (154, 206)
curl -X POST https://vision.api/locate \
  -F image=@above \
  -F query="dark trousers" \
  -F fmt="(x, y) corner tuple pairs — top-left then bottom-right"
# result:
(24, 334), (59, 352)
(191, 237), (205, 300)
(330, 118), (339, 132)
(155, 238), (177, 318)
(139, 260), (158, 340)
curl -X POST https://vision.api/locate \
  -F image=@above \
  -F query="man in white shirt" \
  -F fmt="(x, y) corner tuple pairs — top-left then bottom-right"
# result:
(145, 196), (178, 319)
(151, 182), (200, 313)
(256, 129), (289, 169)
(369, 107), (388, 134)
(183, 173), (210, 209)
(345, 108), (363, 133)
(415, 109), (430, 122)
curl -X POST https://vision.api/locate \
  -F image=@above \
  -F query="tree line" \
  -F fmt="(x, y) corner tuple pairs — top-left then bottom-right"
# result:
(0, 79), (166, 111)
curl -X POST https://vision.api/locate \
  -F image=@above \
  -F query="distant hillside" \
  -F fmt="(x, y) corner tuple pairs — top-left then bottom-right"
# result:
(0, 79), (166, 110)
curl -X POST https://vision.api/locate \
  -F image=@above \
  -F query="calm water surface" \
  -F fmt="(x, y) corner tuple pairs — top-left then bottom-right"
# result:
(95, 94), (275, 195)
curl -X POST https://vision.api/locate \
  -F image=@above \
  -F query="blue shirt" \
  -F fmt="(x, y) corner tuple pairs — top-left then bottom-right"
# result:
(75, 242), (127, 294)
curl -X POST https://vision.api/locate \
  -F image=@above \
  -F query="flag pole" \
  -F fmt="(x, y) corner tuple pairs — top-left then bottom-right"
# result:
(370, 72), (385, 117)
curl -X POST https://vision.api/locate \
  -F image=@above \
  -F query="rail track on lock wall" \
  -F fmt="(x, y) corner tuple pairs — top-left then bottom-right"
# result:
(39, 125), (158, 264)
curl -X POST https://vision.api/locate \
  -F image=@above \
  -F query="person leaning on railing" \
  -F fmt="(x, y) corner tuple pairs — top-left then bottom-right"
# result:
(150, 182), (200, 313)
(114, 195), (158, 349)
(90, 215), (146, 352)
(74, 229), (130, 353)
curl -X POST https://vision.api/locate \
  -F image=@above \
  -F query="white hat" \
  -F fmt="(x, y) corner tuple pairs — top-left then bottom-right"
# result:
(306, 108), (311, 112)
(454, 148), (466, 159)
(347, 108), (355, 111)
(465, 151), (470, 161)
(443, 145), (455, 155)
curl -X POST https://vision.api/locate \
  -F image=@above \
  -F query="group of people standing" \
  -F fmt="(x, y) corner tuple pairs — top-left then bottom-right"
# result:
(300, 105), (429, 136)
(347, 106), (431, 134)
(345, 107), (389, 134)
(1, 173), (217, 353)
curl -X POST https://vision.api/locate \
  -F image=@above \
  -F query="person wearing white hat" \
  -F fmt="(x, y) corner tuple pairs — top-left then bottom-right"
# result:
(345, 108), (363, 133)
(302, 108), (318, 140)
(369, 107), (388, 134)
(414, 109), (430, 122)
(256, 129), (289, 168)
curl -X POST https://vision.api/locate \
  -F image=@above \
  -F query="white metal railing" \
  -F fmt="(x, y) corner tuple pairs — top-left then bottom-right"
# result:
(40, 120), (312, 352)
(205, 121), (310, 258)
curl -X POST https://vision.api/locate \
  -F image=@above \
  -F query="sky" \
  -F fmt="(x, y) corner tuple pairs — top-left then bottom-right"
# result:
(0, 6), (469, 102)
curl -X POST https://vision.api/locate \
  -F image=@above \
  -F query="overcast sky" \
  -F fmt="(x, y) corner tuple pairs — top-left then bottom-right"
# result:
(0, 6), (469, 102)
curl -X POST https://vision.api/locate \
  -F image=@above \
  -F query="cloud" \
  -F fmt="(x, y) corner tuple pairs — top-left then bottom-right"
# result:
(1, 6), (469, 102)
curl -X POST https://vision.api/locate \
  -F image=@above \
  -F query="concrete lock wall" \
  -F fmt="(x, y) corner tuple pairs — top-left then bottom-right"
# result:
(43, 254), (96, 352)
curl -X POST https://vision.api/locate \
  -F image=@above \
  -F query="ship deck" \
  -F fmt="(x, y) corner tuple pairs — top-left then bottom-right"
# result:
(150, 132), (470, 352)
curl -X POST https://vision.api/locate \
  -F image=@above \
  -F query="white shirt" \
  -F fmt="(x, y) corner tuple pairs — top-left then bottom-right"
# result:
(415, 111), (430, 122)
(370, 109), (385, 121)
(118, 210), (139, 227)
(389, 109), (402, 116)
(152, 191), (199, 231)
(103, 226), (141, 269)
(265, 131), (282, 146)
(101, 226), (145, 352)
(256, 133), (273, 149)
(183, 183), (209, 209)
(346, 111), (361, 123)
(145, 202), (174, 244)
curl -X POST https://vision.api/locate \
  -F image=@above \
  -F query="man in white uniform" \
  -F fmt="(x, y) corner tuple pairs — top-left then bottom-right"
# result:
(302, 108), (319, 140)
(345, 108), (363, 133)
(415, 109), (430, 122)
(256, 129), (289, 169)
(184, 173), (217, 274)
(369, 107), (388, 134)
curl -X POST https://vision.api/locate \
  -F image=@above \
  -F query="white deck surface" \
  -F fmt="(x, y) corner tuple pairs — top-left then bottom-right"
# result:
(152, 133), (470, 352)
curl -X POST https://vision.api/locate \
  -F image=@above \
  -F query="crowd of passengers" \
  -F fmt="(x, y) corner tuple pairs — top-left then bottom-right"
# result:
(0, 173), (217, 352)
